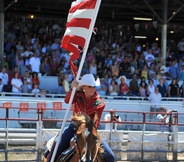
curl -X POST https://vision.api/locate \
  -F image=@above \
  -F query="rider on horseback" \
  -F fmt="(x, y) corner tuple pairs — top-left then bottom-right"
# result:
(47, 74), (115, 162)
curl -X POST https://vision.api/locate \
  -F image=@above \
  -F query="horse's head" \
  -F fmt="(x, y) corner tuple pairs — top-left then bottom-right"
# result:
(71, 113), (87, 161)
(71, 112), (102, 162)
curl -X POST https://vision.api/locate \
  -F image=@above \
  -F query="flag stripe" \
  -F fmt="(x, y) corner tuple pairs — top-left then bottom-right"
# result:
(61, 0), (98, 76)
(64, 27), (90, 41)
(66, 18), (91, 29)
(70, 0), (97, 13)
(61, 35), (85, 60)
(62, 35), (85, 49)
(67, 9), (95, 22)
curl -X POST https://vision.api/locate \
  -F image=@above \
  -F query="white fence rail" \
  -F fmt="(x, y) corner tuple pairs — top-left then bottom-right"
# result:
(0, 97), (184, 161)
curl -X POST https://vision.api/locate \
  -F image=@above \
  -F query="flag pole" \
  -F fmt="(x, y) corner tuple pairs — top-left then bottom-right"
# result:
(50, 0), (102, 161)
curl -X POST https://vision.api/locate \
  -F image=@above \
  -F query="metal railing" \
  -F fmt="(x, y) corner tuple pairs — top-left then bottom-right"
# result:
(1, 91), (184, 101)
(0, 104), (184, 162)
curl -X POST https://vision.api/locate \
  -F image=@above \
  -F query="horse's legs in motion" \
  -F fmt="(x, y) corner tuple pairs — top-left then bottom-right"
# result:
(47, 125), (75, 162)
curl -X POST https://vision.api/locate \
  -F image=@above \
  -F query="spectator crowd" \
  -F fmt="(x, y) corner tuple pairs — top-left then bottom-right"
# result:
(1, 17), (184, 98)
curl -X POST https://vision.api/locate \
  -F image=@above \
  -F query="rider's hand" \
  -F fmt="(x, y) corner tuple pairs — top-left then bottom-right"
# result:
(71, 79), (79, 88)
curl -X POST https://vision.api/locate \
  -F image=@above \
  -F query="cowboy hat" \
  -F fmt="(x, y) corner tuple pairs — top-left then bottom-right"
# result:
(160, 65), (166, 73)
(119, 75), (127, 82)
(77, 74), (100, 87)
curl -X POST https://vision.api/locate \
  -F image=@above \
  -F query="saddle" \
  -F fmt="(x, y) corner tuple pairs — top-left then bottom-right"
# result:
(56, 145), (75, 162)
(56, 140), (104, 162)
(56, 147), (104, 162)
(42, 142), (75, 162)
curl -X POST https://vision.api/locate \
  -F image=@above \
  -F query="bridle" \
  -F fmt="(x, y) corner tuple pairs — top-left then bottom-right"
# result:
(73, 119), (100, 162)
(73, 121), (86, 161)
(86, 119), (99, 162)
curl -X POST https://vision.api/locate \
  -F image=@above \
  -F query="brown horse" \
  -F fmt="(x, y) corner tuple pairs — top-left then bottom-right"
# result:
(56, 112), (104, 162)
(42, 112), (104, 162)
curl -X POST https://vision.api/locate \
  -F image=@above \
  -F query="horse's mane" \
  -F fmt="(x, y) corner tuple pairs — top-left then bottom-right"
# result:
(71, 112), (91, 125)
(71, 113), (85, 123)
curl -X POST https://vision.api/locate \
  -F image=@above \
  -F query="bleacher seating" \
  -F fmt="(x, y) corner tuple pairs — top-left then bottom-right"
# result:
(39, 76), (58, 93)
(38, 76), (183, 94)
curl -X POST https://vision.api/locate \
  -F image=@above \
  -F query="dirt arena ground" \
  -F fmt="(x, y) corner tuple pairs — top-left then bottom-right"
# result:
(0, 146), (184, 162)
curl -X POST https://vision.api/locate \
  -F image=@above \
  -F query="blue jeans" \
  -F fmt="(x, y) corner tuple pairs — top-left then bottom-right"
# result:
(48, 124), (115, 162)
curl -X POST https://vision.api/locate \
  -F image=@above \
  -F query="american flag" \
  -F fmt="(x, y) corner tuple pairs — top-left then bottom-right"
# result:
(61, 0), (97, 76)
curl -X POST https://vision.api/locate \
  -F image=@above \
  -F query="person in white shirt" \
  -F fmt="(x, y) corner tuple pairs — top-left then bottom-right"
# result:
(40, 89), (46, 98)
(147, 79), (155, 96)
(143, 47), (150, 57)
(31, 84), (40, 97)
(11, 72), (23, 93)
(156, 106), (172, 133)
(21, 46), (33, 58)
(177, 38), (184, 58)
(42, 43), (47, 54)
(51, 39), (60, 52)
(0, 67), (9, 92)
(29, 51), (41, 73)
(148, 87), (162, 119)
(25, 54), (32, 71)
(104, 109), (122, 131)
(0, 79), (4, 92)
(24, 71), (32, 91)
(145, 49), (155, 67)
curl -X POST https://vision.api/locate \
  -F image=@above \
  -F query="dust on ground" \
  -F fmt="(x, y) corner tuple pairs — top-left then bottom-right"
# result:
(0, 145), (184, 161)
(0, 146), (37, 161)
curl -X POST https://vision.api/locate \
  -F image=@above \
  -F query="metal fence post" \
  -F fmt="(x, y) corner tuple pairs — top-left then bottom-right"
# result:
(109, 110), (114, 148)
(172, 112), (178, 161)
(5, 108), (9, 161)
(36, 109), (43, 162)
(141, 112), (146, 161)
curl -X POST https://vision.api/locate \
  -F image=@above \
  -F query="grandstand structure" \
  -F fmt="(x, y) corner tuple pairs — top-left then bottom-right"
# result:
(3, 0), (184, 25)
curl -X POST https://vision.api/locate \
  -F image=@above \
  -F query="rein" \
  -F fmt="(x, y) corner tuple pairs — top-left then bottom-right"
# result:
(92, 142), (99, 162)
(89, 120), (99, 162)
(73, 121), (86, 160)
